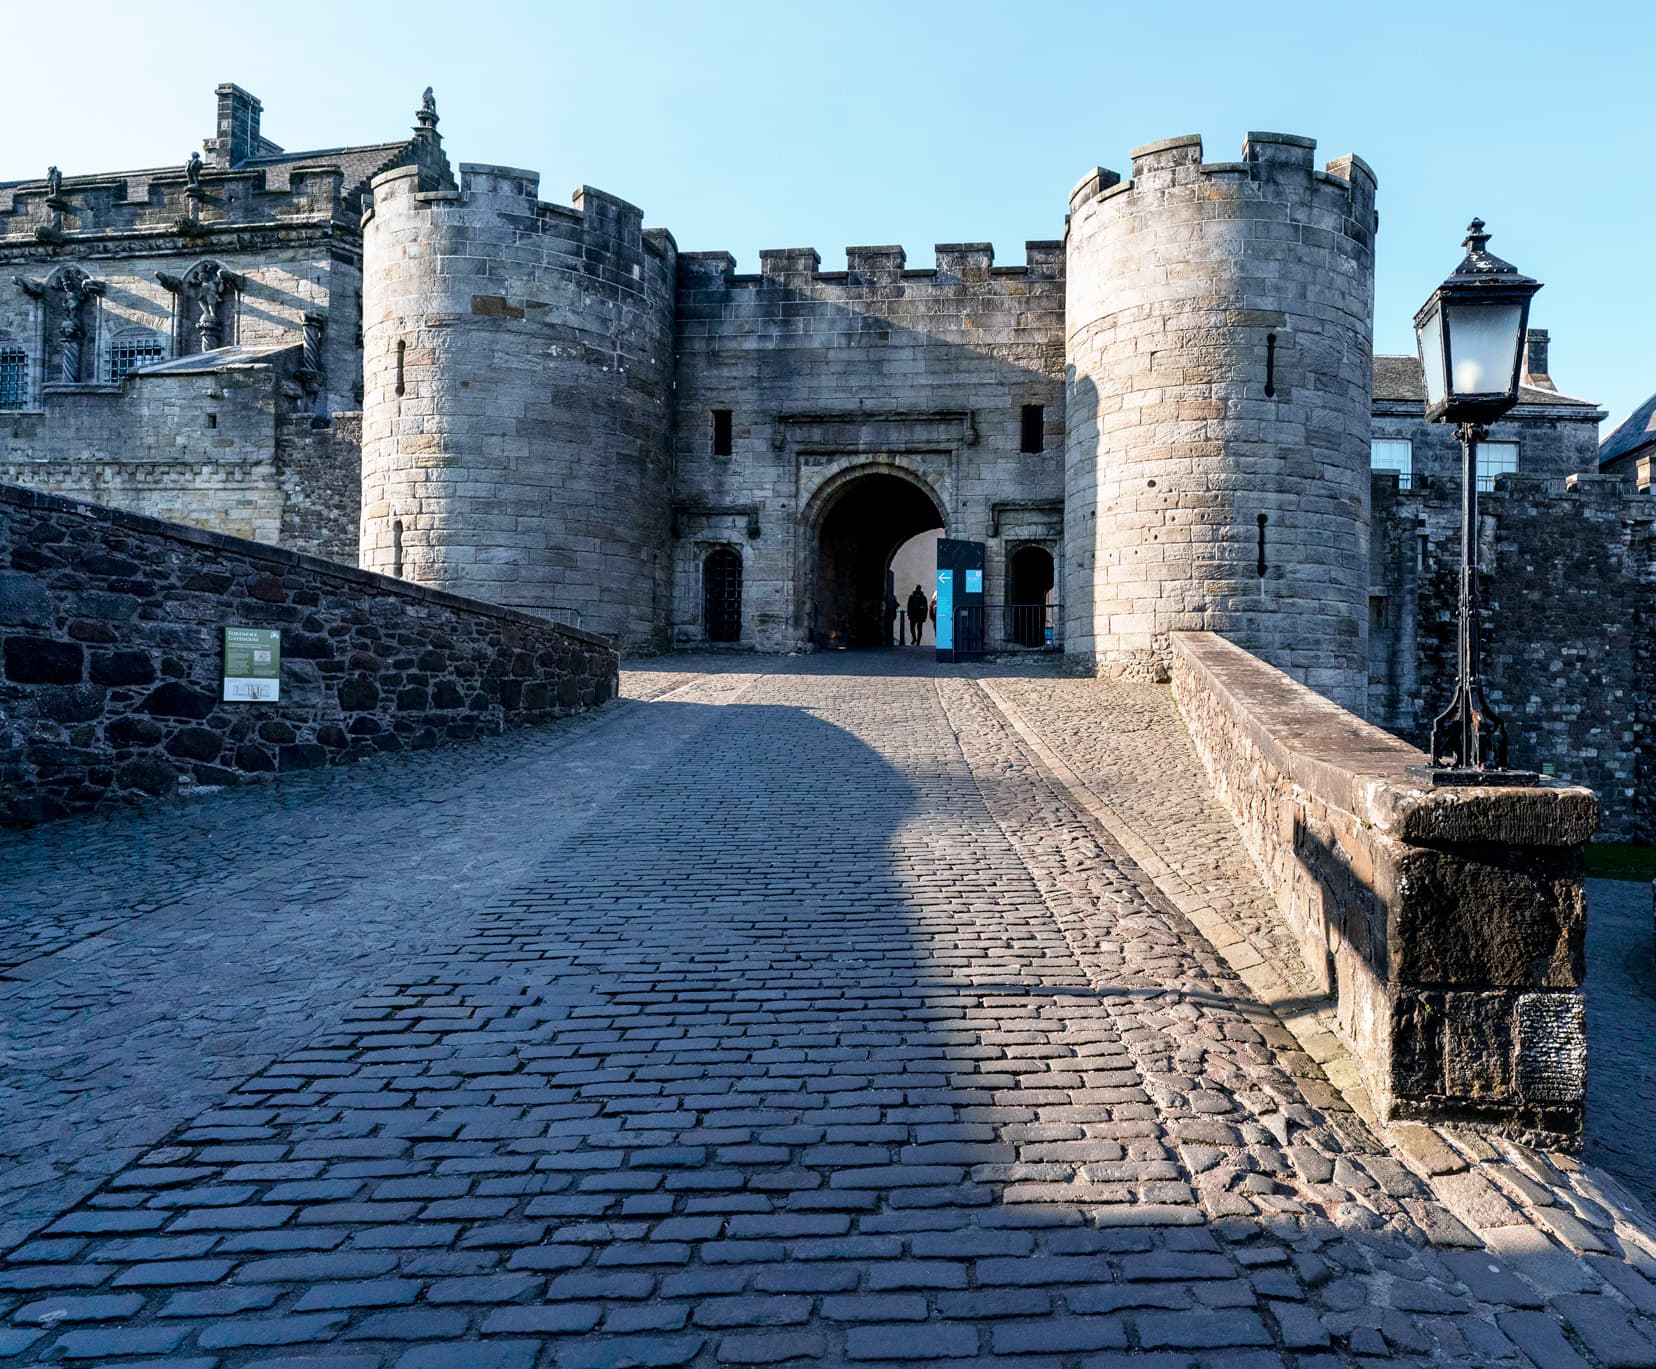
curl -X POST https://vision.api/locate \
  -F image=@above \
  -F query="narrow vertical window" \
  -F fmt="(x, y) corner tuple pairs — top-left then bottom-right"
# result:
(712, 409), (733, 456)
(392, 519), (404, 579)
(1256, 514), (1268, 577)
(1020, 404), (1045, 454)
(1264, 333), (1277, 398)
(395, 340), (406, 397)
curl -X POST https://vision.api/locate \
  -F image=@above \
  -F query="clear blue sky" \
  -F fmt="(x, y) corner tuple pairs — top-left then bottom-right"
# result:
(9, 0), (1649, 431)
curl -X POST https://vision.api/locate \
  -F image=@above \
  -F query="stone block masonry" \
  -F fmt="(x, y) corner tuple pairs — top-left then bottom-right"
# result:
(360, 164), (677, 649)
(1066, 135), (1377, 709)
(0, 481), (617, 825)
(1170, 631), (1596, 1144)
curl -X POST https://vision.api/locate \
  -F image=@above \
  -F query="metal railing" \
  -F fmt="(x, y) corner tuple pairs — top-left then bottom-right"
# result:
(995, 601), (1062, 649)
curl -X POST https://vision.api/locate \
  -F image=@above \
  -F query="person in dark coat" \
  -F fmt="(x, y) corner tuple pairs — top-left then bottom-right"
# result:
(905, 585), (928, 644)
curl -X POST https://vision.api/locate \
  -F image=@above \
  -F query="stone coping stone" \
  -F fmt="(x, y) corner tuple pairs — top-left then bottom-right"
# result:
(1169, 632), (1597, 848)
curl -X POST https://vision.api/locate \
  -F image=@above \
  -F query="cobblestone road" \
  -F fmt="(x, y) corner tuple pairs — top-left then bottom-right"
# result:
(2, 652), (1654, 1367)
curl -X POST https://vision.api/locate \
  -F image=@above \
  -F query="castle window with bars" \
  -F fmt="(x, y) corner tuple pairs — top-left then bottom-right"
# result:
(0, 337), (26, 409)
(107, 328), (165, 384)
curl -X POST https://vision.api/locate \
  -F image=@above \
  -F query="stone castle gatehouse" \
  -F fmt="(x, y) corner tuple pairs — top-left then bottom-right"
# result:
(6, 84), (1649, 834)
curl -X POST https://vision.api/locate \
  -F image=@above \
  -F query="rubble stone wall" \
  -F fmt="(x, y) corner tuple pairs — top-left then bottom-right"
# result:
(0, 482), (617, 826)
(1369, 473), (1655, 840)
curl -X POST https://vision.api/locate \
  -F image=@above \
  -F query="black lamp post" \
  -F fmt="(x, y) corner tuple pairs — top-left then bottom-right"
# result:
(1412, 219), (1542, 781)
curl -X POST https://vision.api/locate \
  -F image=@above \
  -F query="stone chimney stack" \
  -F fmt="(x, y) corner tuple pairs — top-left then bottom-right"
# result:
(1522, 328), (1555, 391)
(211, 84), (263, 167)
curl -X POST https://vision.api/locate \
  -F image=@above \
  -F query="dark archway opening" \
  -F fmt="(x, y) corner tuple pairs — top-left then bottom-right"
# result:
(815, 475), (945, 649)
(1007, 544), (1056, 648)
(703, 546), (743, 643)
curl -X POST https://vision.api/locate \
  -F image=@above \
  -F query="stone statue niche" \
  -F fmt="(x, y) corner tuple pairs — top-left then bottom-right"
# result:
(161, 261), (241, 355)
(22, 267), (105, 384)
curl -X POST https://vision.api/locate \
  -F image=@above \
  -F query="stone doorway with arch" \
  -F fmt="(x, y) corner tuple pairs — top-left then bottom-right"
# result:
(1006, 542), (1057, 648)
(804, 466), (947, 650)
(702, 545), (744, 644)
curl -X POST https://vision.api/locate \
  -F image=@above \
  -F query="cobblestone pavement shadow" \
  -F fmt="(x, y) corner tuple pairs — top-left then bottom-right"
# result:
(1, 651), (1653, 1366)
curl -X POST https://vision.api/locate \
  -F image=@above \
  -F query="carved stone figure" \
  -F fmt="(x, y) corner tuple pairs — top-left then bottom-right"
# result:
(196, 264), (226, 349)
(185, 151), (203, 196)
(45, 165), (62, 200)
(54, 270), (103, 383)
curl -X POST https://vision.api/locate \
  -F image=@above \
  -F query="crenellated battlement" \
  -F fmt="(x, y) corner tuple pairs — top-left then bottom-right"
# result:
(1066, 131), (1377, 235)
(0, 164), (357, 244)
(677, 239), (1067, 291)
(367, 162), (674, 263)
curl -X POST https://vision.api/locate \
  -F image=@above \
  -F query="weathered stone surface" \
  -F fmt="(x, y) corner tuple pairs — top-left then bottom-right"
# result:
(0, 654), (1650, 1367)
(1065, 136), (1376, 710)
(0, 482), (617, 826)
(1169, 630), (1593, 1141)
(361, 165), (677, 650)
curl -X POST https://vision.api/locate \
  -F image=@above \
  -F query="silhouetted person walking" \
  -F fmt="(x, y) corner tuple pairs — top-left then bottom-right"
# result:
(906, 585), (928, 645)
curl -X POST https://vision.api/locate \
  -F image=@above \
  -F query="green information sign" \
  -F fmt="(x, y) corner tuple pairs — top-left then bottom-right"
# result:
(223, 627), (281, 702)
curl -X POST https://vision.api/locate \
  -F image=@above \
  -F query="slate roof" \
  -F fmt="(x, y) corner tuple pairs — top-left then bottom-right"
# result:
(1373, 354), (1597, 409)
(1599, 391), (1656, 465)
(134, 342), (298, 375)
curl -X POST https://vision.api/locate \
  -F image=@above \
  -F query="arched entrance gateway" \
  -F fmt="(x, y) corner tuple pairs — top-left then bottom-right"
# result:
(1006, 544), (1056, 647)
(808, 469), (946, 649)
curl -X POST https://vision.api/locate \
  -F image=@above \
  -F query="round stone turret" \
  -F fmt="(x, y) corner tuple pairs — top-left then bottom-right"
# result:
(360, 163), (677, 647)
(1064, 133), (1378, 709)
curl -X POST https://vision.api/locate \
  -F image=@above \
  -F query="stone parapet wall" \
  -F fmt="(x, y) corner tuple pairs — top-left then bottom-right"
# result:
(2, 160), (358, 243)
(1170, 631), (1597, 1144)
(1369, 473), (1655, 840)
(1065, 135), (1377, 709)
(0, 482), (617, 826)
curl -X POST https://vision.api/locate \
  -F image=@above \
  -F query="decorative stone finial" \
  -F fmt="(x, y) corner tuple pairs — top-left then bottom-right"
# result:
(417, 87), (438, 131)
(1463, 217), (1489, 251)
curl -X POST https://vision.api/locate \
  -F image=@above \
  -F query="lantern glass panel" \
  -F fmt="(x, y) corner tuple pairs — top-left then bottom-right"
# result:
(1445, 301), (1522, 397)
(1417, 307), (1446, 408)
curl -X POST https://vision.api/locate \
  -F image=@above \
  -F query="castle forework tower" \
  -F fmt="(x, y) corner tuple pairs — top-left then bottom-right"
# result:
(1064, 133), (1378, 709)
(360, 164), (677, 646)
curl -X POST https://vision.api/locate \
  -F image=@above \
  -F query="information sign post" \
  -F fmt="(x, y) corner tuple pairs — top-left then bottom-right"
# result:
(223, 627), (281, 702)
